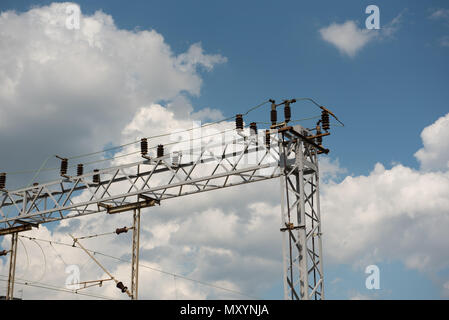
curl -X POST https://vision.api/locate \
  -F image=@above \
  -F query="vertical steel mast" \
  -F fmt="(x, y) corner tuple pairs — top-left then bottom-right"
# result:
(131, 208), (140, 300)
(0, 99), (338, 300)
(278, 125), (325, 300)
(6, 232), (18, 300)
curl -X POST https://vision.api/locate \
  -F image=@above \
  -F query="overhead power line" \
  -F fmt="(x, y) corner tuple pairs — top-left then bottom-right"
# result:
(19, 235), (260, 299)
(0, 275), (114, 300)
(1, 96), (342, 301)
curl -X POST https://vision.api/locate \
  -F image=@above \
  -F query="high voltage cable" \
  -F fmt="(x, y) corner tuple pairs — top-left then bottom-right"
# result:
(293, 97), (345, 126)
(30, 238), (47, 284)
(17, 238), (30, 280)
(5, 126), (238, 176)
(2, 98), (336, 176)
(0, 276), (114, 300)
(255, 115), (321, 125)
(19, 235), (261, 299)
(66, 100), (270, 161)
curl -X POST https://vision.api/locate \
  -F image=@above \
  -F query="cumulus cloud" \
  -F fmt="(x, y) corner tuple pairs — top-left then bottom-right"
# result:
(319, 13), (403, 57)
(0, 2), (225, 188)
(414, 113), (449, 171)
(2, 3), (449, 300)
(321, 113), (449, 296)
(2, 109), (449, 299)
(322, 163), (449, 269)
(319, 20), (375, 57)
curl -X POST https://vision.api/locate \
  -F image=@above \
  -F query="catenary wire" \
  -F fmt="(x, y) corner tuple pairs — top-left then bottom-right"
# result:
(0, 275), (114, 300)
(19, 235), (261, 299)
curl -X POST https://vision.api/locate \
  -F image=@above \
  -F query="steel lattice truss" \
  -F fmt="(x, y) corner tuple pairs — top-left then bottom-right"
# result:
(279, 127), (324, 300)
(0, 125), (326, 300)
(0, 130), (281, 231)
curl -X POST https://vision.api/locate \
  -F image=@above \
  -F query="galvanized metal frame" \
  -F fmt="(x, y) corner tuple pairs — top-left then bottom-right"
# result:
(0, 126), (325, 300)
(0, 133), (280, 230)
(278, 126), (324, 300)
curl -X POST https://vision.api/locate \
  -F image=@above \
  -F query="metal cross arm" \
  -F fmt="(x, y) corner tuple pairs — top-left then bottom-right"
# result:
(0, 131), (281, 233)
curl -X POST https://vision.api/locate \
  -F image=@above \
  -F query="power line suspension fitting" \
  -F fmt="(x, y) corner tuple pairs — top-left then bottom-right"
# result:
(270, 99), (277, 125)
(140, 138), (148, 156)
(321, 111), (330, 131)
(0, 173), (6, 190)
(93, 169), (100, 184)
(157, 144), (164, 158)
(77, 164), (84, 176)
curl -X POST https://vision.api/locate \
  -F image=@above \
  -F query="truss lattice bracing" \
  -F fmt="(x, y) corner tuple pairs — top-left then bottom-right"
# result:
(6, 232), (18, 300)
(279, 126), (324, 300)
(0, 125), (326, 300)
(131, 208), (140, 300)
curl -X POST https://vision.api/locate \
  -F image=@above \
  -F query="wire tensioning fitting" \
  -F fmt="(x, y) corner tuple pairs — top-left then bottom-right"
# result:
(0, 173), (6, 189)
(141, 138), (148, 156)
(235, 114), (244, 130)
(157, 144), (164, 158)
(77, 164), (84, 176)
(93, 169), (100, 184)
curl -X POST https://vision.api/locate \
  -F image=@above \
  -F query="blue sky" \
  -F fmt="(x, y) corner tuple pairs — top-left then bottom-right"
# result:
(1, 0), (449, 300)
(2, 0), (448, 174)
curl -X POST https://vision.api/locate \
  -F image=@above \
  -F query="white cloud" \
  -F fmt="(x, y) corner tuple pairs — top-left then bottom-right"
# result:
(320, 114), (449, 296)
(319, 13), (403, 57)
(3, 108), (449, 299)
(0, 2), (225, 188)
(322, 163), (449, 271)
(414, 113), (449, 171)
(320, 20), (375, 57)
(2, 3), (449, 300)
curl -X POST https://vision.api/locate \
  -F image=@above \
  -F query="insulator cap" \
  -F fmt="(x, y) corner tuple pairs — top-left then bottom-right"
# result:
(141, 138), (148, 156)
(116, 281), (128, 293)
(157, 144), (164, 158)
(93, 169), (100, 184)
(316, 125), (323, 145)
(284, 103), (291, 123)
(265, 130), (271, 149)
(0, 173), (6, 189)
(235, 114), (243, 130)
(271, 109), (277, 125)
(250, 122), (257, 135)
(115, 227), (128, 235)
(321, 111), (330, 131)
(77, 164), (84, 176)
(60, 158), (68, 176)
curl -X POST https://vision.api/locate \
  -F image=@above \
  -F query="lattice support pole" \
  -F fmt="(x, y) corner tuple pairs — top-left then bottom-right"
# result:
(131, 208), (140, 300)
(6, 232), (18, 300)
(279, 125), (325, 300)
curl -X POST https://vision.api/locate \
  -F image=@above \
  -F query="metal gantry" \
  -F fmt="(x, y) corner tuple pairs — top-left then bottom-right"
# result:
(278, 126), (325, 300)
(131, 208), (140, 300)
(0, 122), (329, 300)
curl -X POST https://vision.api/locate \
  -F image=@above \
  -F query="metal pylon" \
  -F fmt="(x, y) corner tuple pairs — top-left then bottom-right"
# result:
(131, 208), (140, 300)
(6, 232), (18, 300)
(279, 127), (325, 300)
